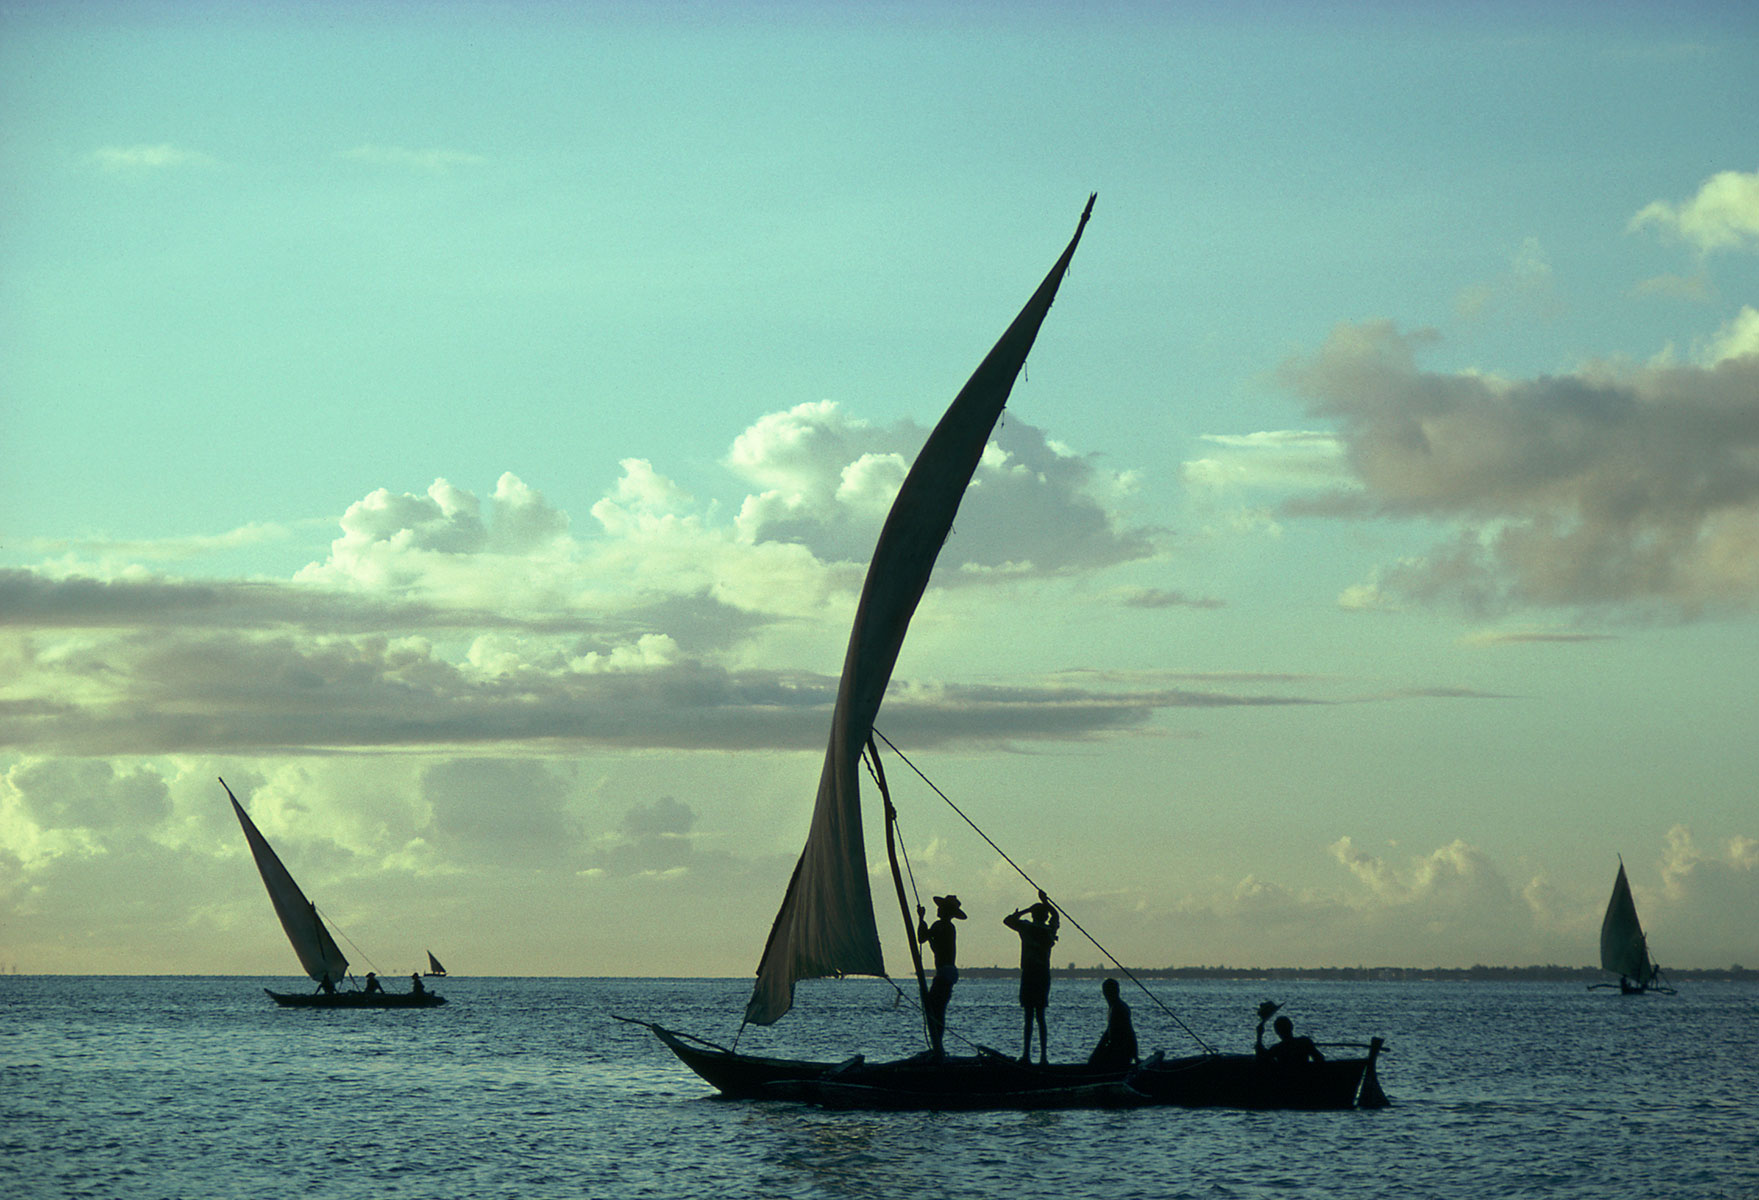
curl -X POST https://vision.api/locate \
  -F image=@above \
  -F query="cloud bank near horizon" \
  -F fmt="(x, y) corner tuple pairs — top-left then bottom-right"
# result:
(4, 756), (1750, 973)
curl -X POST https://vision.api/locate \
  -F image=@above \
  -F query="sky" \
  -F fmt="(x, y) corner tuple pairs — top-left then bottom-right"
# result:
(3, 1), (1757, 988)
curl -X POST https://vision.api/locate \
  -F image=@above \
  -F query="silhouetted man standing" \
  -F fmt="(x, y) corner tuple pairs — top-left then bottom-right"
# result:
(916, 894), (965, 1057)
(1004, 890), (1059, 1064)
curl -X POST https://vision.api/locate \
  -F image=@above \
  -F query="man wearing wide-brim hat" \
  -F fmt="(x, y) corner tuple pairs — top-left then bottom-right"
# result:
(915, 893), (966, 1057)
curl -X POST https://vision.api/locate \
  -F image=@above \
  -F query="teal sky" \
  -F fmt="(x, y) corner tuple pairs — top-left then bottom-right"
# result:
(3, 2), (1757, 986)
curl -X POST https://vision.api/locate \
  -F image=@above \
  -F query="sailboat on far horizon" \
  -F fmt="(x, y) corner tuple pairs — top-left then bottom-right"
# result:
(222, 778), (446, 1008)
(1591, 858), (1674, 995)
(620, 196), (1387, 1111)
(425, 951), (448, 978)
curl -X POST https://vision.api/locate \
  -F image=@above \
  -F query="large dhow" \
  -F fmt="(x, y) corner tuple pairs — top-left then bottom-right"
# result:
(624, 196), (1385, 1110)
(1590, 858), (1674, 995)
(222, 778), (445, 1008)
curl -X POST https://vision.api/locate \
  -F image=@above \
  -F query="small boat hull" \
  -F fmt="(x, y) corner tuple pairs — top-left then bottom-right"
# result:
(1127, 1042), (1386, 1110)
(266, 988), (447, 1008)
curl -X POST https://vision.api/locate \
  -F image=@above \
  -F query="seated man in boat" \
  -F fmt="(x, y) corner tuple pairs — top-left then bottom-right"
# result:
(915, 894), (965, 1058)
(1087, 977), (1138, 1070)
(1255, 1006), (1325, 1067)
(1004, 891), (1060, 1065)
(410, 973), (426, 995)
(363, 972), (383, 995)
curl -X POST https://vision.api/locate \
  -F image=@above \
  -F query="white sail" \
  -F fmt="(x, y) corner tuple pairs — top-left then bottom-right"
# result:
(1598, 860), (1655, 985)
(223, 779), (349, 987)
(744, 197), (1096, 1026)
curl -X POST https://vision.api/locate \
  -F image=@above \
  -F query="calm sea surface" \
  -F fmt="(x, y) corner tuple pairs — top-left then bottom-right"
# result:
(4, 974), (1755, 1200)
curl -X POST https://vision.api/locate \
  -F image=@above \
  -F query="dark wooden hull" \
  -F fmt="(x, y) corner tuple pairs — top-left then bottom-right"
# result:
(1127, 1043), (1387, 1110)
(650, 1024), (841, 1097)
(645, 1022), (1387, 1111)
(266, 988), (447, 1008)
(812, 1077), (1143, 1111)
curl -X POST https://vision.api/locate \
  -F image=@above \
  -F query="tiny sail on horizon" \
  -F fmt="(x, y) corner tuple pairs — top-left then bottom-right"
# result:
(222, 777), (349, 987)
(1598, 858), (1665, 990)
(426, 951), (447, 977)
(743, 195), (1097, 1027)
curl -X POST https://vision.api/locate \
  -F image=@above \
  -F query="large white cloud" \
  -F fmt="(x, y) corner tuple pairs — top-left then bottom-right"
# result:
(729, 400), (1153, 573)
(3, 403), (1183, 758)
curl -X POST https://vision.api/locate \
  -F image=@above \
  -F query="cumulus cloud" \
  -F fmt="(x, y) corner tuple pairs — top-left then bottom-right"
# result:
(1231, 834), (1757, 969)
(301, 473), (572, 594)
(1195, 837), (1579, 966)
(1653, 825), (1759, 965)
(1076, 835), (1626, 968)
(1629, 168), (1759, 255)
(0, 404), (1179, 759)
(1276, 319), (1759, 619)
(729, 401), (1154, 574)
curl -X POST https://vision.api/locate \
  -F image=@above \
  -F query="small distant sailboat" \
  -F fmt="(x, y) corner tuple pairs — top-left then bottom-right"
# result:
(425, 951), (448, 978)
(222, 778), (446, 1008)
(1590, 858), (1674, 995)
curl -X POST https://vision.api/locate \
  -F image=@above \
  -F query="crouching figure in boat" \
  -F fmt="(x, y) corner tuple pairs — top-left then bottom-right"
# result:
(1255, 1001), (1325, 1066)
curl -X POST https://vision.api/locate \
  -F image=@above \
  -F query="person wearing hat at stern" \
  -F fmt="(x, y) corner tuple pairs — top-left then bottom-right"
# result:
(915, 894), (966, 1058)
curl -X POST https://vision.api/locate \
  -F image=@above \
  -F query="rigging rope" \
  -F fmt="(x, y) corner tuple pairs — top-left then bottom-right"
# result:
(320, 908), (383, 980)
(871, 727), (1217, 1055)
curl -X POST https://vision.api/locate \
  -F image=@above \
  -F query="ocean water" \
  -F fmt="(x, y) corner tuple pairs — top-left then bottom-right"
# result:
(4, 974), (1755, 1200)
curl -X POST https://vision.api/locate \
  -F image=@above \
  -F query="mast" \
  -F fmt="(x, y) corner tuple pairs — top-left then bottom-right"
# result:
(743, 196), (1096, 1026)
(871, 737), (932, 1037)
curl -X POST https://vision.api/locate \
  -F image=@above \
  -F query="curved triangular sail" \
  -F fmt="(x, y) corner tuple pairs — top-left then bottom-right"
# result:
(1599, 859), (1656, 985)
(222, 778), (349, 987)
(427, 951), (447, 976)
(744, 196), (1096, 1026)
